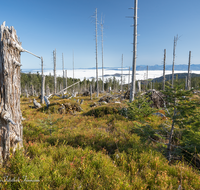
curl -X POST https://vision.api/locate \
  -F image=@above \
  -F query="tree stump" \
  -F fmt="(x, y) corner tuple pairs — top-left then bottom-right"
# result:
(0, 22), (23, 163)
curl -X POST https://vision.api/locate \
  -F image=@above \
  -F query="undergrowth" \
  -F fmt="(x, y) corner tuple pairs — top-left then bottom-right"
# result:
(0, 94), (200, 189)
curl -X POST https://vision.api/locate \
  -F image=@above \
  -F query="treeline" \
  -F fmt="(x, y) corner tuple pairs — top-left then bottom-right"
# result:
(20, 71), (123, 96)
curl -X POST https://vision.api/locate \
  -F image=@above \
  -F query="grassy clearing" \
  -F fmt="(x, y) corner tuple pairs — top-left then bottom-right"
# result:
(0, 95), (200, 189)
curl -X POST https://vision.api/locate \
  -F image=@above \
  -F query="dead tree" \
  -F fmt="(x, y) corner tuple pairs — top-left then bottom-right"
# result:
(137, 81), (141, 92)
(95, 8), (99, 97)
(0, 22), (23, 162)
(121, 54), (123, 92)
(163, 49), (166, 91)
(31, 85), (35, 96)
(128, 66), (130, 90)
(187, 51), (191, 90)
(101, 15), (104, 92)
(53, 49), (57, 94)
(62, 53), (64, 86)
(146, 65), (148, 90)
(46, 84), (50, 96)
(65, 70), (67, 92)
(41, 57), (45, 104)
(73, 50), (75, 92)
(172, 35), (178, 88)
(130, 0), (138, 102)
(41, 75), (45, 104)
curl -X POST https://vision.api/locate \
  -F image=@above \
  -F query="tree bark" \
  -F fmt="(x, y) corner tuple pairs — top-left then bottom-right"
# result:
(0, 22), (23, 163)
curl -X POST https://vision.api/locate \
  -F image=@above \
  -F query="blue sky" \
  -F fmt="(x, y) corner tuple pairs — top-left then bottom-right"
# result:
(1, 0), (200, 70)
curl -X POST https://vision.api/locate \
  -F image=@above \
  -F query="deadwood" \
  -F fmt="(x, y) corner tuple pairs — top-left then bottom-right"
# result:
(0, 22), (23, 163)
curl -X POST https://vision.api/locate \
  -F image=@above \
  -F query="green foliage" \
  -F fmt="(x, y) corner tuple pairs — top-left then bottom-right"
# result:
(127, 95), (155, 121)
(86, 105), (120, 118)
(1, 94), (200, 189)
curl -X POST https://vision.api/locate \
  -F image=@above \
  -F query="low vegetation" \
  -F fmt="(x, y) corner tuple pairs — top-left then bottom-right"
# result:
(1, 85), (200, 189)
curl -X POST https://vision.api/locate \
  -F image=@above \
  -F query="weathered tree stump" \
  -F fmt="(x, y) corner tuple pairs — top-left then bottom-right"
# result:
(0, 22), (23, 163)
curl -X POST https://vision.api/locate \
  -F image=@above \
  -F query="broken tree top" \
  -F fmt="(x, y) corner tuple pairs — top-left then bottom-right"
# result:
(0, 21), (41, 59)
(0, 21), (24, 53)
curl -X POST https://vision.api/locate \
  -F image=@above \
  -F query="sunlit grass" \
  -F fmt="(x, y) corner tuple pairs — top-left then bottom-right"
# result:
(0, 94), (200, 189)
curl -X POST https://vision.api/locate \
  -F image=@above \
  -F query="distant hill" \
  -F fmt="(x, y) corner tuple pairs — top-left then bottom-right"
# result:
(152, 73), (200, 83)
(136, 64), (200, 71)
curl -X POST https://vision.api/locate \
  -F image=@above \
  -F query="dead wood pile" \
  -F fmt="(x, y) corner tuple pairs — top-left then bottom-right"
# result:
(144, 89), (165, 109)
(82, 91), (90, 96)
(124, 90), (130, 100)
(99, 96), (114, 103)
(29, 99), (42, 108)
(58, 102), (82, 114)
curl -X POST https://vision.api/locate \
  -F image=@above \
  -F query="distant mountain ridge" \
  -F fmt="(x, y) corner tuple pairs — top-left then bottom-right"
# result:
(136, 64), (200, 71)
(21, 64), (200, 73)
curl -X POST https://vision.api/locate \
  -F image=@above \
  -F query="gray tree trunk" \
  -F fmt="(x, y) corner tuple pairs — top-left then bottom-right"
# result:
(128, 66), (131, 90)
(121, 54), (123, 92)
(101, 16), (104, 93)
(130, 0), (138, 102)
(90, 84), (92, 100)
(53, 49), (57, 94)
(41, 75), (45, 104)
(95, 8), (99, 97)
(0, 22), (23, 163)
(65, 70), (67, 93)
(31, 85), (34, 96)
(163, 49), (166, 91)
(41, 56), (44, 103)
(137, 81), (141, 92)
(62, 53), (65, 89)
(172, 36), (178, 88)
(187, 51), (191, 90)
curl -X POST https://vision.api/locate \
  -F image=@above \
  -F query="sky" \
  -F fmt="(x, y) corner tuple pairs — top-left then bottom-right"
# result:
(0, 0), (200, 71)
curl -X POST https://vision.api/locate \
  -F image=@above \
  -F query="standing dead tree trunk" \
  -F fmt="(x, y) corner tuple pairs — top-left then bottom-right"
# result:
(121, 54), (123, 92)
(0, 22), (23, 163)
(187, 51), (191, 90)
(128, 66), (130, 90)
(101, 15), (104, 93)
(53, 49), (57, 94)
(163, 49), (166, 91)
(172, 35), (178, 88)
(62, 53), (65, 89)
(130, 0), (138, 102)
(95, 8), (99, 97)
(41, 56), (45, 104)
(41, 75), (45, 104)
(65, 70), (67, 92)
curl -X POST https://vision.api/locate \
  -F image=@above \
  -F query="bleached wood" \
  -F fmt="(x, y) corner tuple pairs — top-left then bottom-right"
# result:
(41, 75), (45, 104)
(130, 0), (138, 102)
(65, 70), (67, 92)
(95, 8), (99, 97)
(172, 35), (178, 88)
(0, 22), (23, 162)
(53, 49), (57, 94)
(187, 51), (191, 90)
(163, 49), (166, 91)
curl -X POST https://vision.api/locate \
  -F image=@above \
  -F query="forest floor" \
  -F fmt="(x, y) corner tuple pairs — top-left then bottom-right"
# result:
(0, 92), (200, 189)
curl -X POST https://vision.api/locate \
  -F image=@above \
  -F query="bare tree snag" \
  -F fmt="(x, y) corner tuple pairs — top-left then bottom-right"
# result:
(41, 56), (45, 103)
(65, 70), (67, 92)
(172, 35), (178, 88)
(163, 49), (166, 91)
(41, 75), (45, 104)
(53, 49), (57, 94)
(95, 8), (99, 97)
(187, 51), (191, 90)
(130, 0), (138, 102)
(0, 22), (23, 163)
